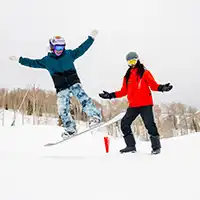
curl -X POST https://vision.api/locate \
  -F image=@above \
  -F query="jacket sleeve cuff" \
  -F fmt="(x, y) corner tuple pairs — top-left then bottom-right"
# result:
(19, 57), (23, 63)
(88, 35), (95, 41)
(157, 85), (163, 92)
(110, 92), (116, 99)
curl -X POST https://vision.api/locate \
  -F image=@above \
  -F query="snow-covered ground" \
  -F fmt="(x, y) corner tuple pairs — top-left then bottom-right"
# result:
(0, 109), (58, 126)
(0, 110), (200, 200)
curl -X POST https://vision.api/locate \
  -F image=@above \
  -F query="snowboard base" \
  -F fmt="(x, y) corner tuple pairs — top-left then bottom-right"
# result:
(44, 112), (126, 147)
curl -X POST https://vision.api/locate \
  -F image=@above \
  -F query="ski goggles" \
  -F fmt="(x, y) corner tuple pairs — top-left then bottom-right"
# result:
(127, 59), (138, 66)
(54, 45), (65, 51)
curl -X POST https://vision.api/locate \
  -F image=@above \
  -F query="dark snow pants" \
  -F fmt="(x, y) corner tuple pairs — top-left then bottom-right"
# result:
(120, 105), (161, 151)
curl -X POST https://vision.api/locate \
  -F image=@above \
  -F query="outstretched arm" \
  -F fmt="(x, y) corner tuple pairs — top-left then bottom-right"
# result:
(145, 70), (173, 92)
(144, 70), (159, 91)
(115, 78), (127, 98)
(70, 30), (98, 60)
(99, 77), (127, 99)
(9, 56), (47, 69)
(19, 57), (46, 69)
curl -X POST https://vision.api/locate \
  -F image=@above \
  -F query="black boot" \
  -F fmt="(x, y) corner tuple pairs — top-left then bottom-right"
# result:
(120, 134), (136, 154)
(150, 136), (161, 155)
(151, 148), (161, 155)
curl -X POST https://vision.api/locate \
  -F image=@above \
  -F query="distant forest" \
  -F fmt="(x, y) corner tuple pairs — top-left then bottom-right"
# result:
(0, 87), (200, 139)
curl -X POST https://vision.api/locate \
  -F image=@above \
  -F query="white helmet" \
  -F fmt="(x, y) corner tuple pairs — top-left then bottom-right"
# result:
(49, 36), (66, 50)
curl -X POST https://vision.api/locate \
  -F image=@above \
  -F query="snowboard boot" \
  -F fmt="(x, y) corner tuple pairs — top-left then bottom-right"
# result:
(120, 134), (136, 154)
(150, 135), (161, 155)
(89, 117), (101, 128)
(61, 128), (77, 139)
(151, 148), (161, 155)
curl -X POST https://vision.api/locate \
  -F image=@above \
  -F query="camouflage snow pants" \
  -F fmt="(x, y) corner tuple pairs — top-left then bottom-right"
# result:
(57, 83), (102, 133)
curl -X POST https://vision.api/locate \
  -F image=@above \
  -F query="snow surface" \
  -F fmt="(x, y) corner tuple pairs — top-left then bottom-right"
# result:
(0, 110), (200, 200)
(0, 109), (58, 126)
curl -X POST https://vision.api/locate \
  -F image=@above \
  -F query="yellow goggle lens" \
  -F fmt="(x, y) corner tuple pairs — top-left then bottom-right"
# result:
(127, 59), (138, 65)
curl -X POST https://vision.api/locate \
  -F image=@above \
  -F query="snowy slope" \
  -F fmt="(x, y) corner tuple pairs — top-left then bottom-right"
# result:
(0, 109), (58, 126)
(0, 114), (200, 200)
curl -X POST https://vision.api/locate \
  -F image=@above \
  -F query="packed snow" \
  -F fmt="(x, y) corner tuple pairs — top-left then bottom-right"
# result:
(0, 110), (199, 200)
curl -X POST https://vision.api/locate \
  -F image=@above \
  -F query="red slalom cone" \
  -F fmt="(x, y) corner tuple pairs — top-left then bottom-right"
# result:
(104, 136), (109, 153)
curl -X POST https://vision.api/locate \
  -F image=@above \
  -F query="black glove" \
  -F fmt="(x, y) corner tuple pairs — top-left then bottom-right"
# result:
(158, 83), (173, 92)
(99, 91), (116, 99)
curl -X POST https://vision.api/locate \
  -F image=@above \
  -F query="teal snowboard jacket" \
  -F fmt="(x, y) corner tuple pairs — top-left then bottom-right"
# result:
(19, 36), (94, 92)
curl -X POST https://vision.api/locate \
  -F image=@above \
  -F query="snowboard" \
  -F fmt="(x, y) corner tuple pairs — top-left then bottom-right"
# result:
(44, 111), (126, 147)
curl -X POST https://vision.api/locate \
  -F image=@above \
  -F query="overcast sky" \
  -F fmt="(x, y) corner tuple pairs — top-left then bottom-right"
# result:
(1, 0), (200, 108)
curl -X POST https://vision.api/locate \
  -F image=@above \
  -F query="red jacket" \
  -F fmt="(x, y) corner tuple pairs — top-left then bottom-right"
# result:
(115, 68), (160, 107)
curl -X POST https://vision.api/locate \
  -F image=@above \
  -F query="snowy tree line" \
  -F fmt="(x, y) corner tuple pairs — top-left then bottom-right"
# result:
(101, 98), (200, 140)
(0, 87), (199, 139)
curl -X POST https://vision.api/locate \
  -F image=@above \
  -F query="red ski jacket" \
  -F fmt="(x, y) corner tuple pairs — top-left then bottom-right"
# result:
(114, 68), (160, 107)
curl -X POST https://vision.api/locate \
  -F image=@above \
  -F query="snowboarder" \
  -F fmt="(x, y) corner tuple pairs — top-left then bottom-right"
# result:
(99, 52), (173, 154)
(9, 30), (102, 138)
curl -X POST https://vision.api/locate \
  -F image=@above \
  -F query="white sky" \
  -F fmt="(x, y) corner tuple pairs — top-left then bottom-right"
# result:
(1, 0), (200, 108)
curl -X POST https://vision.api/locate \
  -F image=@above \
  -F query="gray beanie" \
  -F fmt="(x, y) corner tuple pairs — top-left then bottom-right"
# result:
(126, 52), (139, 61)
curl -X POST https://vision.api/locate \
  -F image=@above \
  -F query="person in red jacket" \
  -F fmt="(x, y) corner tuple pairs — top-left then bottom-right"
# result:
(99, 52), (173, 154)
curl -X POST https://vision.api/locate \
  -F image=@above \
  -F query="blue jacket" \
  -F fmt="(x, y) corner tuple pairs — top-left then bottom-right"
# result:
(19, 36), (94, 92)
